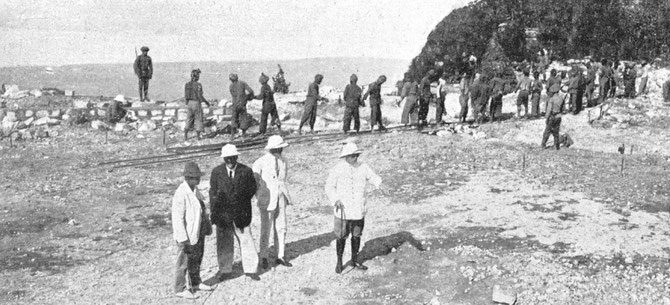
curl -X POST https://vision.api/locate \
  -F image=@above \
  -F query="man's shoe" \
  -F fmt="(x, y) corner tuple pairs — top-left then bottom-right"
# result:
(217, 272), (233, 281)
(352, 261), (368, 271)
(276, 258), (293, 267)
(196, 283), (214, 291)
(261, 258), (269, 270)
(176, 290), (198, 299)
(245, 273), (261, 281)
(335, 261), (343, 274)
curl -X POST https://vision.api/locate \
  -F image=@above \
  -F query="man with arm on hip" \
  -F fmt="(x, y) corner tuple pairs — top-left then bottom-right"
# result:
(253, 135), (293, 269)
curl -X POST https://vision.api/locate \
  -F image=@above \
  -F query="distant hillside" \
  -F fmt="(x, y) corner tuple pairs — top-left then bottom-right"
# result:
(0, 57), (408, 101)
(408, 0), (670, 79)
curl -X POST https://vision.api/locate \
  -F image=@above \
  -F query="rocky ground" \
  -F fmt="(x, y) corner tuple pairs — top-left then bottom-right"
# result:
(1, 81), (669, 304)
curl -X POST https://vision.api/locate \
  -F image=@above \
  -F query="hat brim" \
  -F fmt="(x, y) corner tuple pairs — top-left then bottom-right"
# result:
(265, 142), (289, 150)
(339, 150), (362, 158)
(183, 172), (205, 177)
(221, 153), (240, 158)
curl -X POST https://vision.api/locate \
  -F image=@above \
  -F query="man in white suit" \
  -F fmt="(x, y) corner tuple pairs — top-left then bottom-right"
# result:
(253, 135), (294, 269)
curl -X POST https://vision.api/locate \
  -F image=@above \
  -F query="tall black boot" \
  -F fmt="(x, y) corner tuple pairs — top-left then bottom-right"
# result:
(351, 237), (368, 270)
(335, 238), (345, 274)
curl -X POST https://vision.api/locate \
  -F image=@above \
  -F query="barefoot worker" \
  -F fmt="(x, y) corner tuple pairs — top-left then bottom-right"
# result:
(253, 73), (281, 136)
(540, 84), (564, 150)
(362, 75), (388, 132)
(210, 144), (261, 281)
(229, 73), (255, 138)
(171, 161), (213, 299)
(253, 135), (293, 269)
(298, 74), (324, 135)
(184, 69), (210, 141)
(325, 142), (385, 274)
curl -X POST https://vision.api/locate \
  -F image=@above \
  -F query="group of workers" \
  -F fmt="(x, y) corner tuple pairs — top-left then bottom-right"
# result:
(134, 46), (665, 151)
(171, 135), (384, 299)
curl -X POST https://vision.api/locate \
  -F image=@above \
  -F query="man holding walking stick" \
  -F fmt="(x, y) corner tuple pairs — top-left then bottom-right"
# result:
(325, 142), (386, 274)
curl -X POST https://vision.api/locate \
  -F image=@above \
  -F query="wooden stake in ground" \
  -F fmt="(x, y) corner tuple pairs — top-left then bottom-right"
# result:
(630, 144), (634, 154)
(105, 129), (108, 144)
(163, 128), (166, 145)
(522, 153), (526, 172)
(620, 155), (625, 176)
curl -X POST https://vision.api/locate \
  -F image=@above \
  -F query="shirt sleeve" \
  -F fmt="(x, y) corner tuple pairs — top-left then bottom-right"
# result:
(364, 164), (382, 189)
(171, 189), (189, 243)
(324, 167), (338, 205)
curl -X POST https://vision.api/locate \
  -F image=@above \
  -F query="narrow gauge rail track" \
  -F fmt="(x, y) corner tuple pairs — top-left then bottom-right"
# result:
(102, 124), (423, 169)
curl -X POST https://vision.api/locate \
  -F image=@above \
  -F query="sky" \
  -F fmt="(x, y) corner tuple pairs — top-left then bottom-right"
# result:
(0, 0), (471, 67)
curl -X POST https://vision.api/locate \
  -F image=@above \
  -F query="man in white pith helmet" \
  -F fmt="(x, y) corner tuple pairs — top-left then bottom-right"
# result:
(253, 135), (294, 269)
(325, 142), (385, 274)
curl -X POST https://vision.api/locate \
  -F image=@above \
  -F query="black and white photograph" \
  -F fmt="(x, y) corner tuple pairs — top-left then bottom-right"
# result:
(1, 0), (670, 304)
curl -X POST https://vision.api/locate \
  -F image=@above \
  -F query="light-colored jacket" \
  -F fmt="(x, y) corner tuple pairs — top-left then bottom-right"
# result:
(171, 181), (205, 245)
(253, 153), (291, 211)
(325, 161), (382, 220)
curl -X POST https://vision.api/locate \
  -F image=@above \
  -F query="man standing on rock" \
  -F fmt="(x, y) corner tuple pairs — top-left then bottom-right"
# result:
(253, 135), (293, 270)
(400, 75), (419, 126)
(210, 144), (261, 281)
(599, 59), (613, 102)
(435, 72), (449, 125)
(184, 69), (210, 141)
(133, 46), (153, 102)
(325, 142), (384, 274)
(469, 74), (488, 125)
(514, 69), (532, 119)
(171, 161), (213, 299)
(541, 84), (563, 150)
(530, 71), (543, 118)
(362, 75), (388, 132)
(254, 73), (281, 136)
(229, 74), (255, 138)
(342, 74), (364, 134)
(418, 70), (435, 129)
(298, 74), (324, 135)
(488, 72), (506, 122)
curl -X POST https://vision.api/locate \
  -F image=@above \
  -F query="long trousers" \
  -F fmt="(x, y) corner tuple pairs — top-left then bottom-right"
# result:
(174, 238), (204, 293)
(342, 106), (360, 132)
(370, 103), (384, 128)
(216, 223), (258, 274)
(259, 103), (280, 134)
(259, 196), (287, 260)
(400, 96), (418, 125)
(138, 78), (149, 100)
(541, 116), (562, 150)
(299, 101), (317, 130)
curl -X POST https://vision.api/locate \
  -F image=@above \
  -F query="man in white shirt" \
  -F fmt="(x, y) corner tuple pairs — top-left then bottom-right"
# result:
(325, 142), (384, 274)
(253, 135), (293, 269)
(171, 161), (213, 299)
(436, 72), (449, 124)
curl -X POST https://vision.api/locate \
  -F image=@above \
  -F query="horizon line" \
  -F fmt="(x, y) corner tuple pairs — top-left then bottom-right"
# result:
(0, 56), (413, 69)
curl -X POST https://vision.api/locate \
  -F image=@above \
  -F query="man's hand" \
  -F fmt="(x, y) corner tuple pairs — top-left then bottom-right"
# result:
(334, 200), (343, 211)
(179, 241), (191, 254)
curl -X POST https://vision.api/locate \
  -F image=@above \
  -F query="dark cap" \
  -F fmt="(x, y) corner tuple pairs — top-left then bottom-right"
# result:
(140, 46), (149, 52)
(229, 73), (238, 82)
(182, 161), (203, 177)
(191, 69), (201, 79)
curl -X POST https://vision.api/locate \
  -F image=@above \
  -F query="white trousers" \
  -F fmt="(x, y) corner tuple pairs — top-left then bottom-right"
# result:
(216, 223), (259, 274)
(259, 195), (287, 260)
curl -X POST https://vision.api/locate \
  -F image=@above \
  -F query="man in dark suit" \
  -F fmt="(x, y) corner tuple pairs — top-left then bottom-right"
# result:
(210, 144), (260, 281)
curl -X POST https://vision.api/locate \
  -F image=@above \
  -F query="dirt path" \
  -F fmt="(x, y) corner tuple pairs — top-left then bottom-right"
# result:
(1, 93), (670, 304)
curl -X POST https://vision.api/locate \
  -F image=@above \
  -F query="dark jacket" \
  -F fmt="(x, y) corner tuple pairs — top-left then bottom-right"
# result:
(133, 55), (153, 79)
(209, 163), (257, 229)
(343, 83), (363, 108)
(230, 81), (254, 107)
